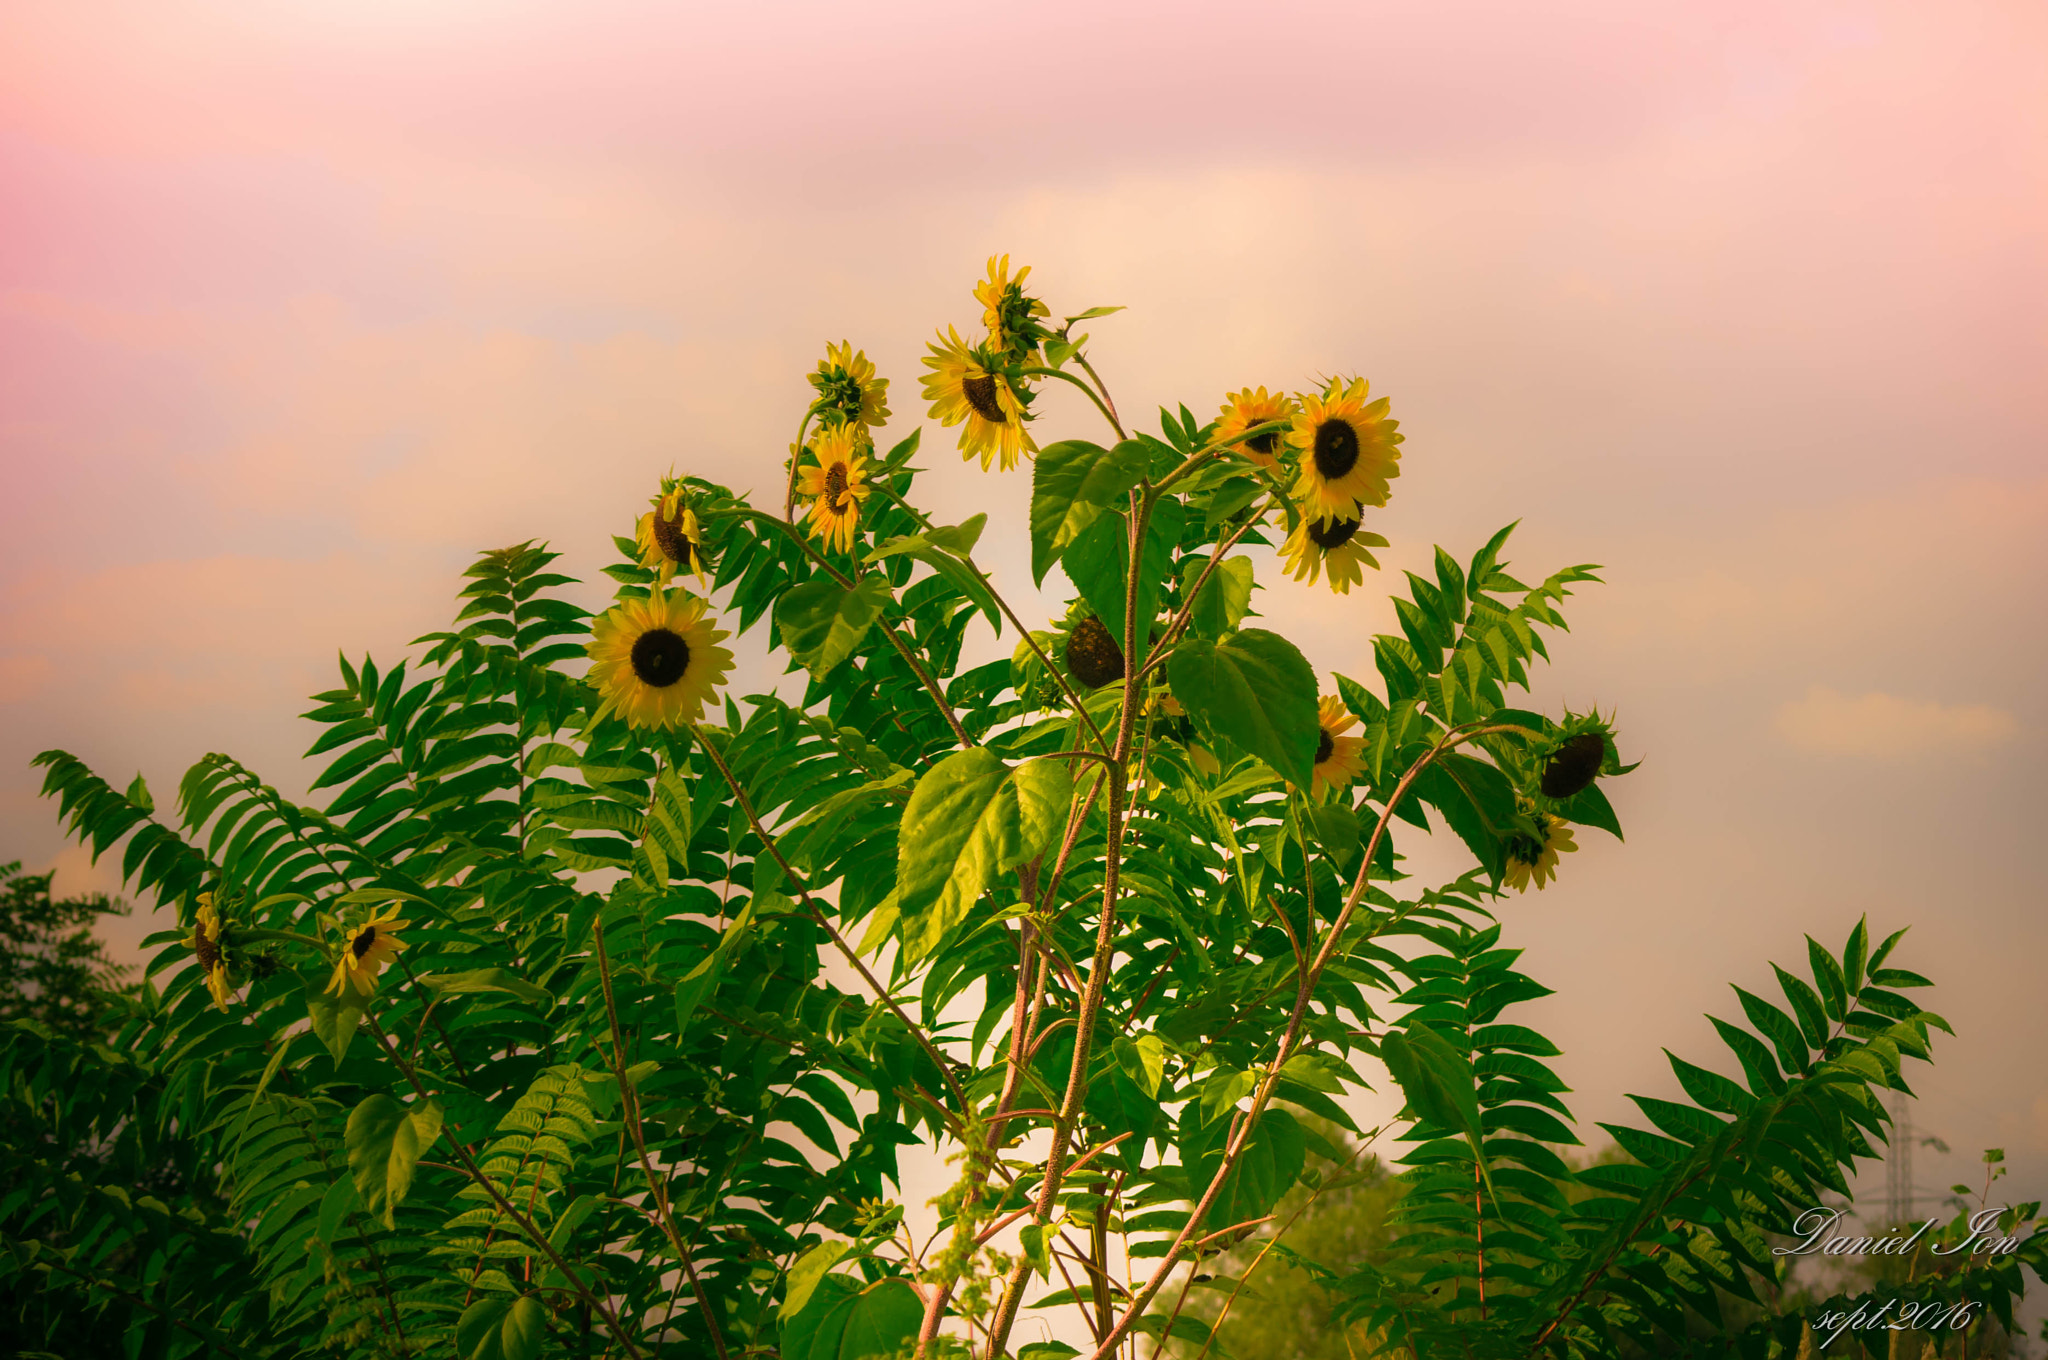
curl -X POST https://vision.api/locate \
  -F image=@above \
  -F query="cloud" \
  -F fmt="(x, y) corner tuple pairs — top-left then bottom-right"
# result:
(1774, 685), (2019, 758)
(0, 654), (52, 704)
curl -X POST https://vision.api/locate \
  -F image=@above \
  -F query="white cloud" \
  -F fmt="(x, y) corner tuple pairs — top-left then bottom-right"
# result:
(1774, 685), (2019, 758)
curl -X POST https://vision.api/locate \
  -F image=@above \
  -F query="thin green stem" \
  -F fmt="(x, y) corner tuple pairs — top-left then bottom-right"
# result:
(1070, 354), (1126, 439)
(1021, 365), (1124, 439)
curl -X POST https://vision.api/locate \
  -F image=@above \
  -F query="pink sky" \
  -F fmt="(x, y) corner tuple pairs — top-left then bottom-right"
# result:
(4, 0), (2045, 1294)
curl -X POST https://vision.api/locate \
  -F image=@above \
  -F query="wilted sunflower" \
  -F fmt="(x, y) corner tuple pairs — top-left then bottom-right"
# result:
(1502, 813), (1577, 892)
(587, 587), (735, 731)
(922, 326), (1035, 471)
(795, 425), (873, 554)
(1311, 696), (1366, 796)
(974, 254), (1052, 364)
(636, 483), (707, 587)
(1288, 376), (1403, 524)
(1281, 510), (1389, 595)
(1063, 613), (1126, 689)
(1214, 387), (1298, 470)
(328, 904), (410, 998)
(190, 893), (233, 1011)
(807, 341), (891, 433)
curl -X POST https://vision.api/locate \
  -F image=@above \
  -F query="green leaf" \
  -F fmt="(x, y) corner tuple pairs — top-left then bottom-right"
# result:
(781, 1240), (851, 1320)
(1183, 555), (1255, 638)
(1030, 439), (1149, 585)
(1305, 801), (1360, 870)
(1062, 499), (1185, 647)
(776, 575), (893, 678)
(456, 1295), (547, 1360)
(306, 983), (365, 1064)
(1187, 1107), (1307, 1233)
(124, 773), (154, 813)
(345, 1094), (443, 1228)
(781, 1274), (922, 1360)
(925, 513), (987, 556)
(1166, 630), (1320, 789)
(1065, 305), (1125, 322)
(316, 1174), (361, 1246)
(417, 968), (551, 1006)
(1114, 1033), (1166, 1099)
(675, 898), (758, 1031)
(897, 751), (1072, 963)
(1380, 1025), (1495, 1198)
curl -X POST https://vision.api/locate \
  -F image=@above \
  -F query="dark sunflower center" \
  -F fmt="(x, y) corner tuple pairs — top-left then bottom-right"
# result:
(1066, 615), (1125, 689)
(1245, 430), (1280, 456)
(962, 374), (1009, 424)
(630, 627), (693, 688)
(1539, 733), (1606, 800)
(1313, 418), (1360, 480)
(193, 927), (221, 971)
(651, 511), (697, 564)
(1307, 516), (1360, 550)
(352, 925), (377, 958)
(823, 463), (849, 503)
(1315, 729), (1334, 765)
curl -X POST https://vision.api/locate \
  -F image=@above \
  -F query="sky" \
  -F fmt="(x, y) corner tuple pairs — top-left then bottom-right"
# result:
(2, 0), (2045, 1336)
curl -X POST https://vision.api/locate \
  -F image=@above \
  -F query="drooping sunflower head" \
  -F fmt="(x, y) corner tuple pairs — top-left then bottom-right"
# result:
(1311, 696), (1366, 797)
(1287, 376), (1403, 525)
(1063, 612), (1126, 690)
(1281, 509), (1389, 596)
(921, 326), (1036, 471)
(636, 481), (708, 586)
(586, 587), (735, 731)
(327, 904), (411, 998)
(794, 424), (873, 554)
(973, 254), (1053, 365)
(1502, 810), (1577, 893)
(1533, 712), (1623, 804)
(807, 340), (891, 433)
(190, 892), (234, 1011)
(1215, 387), (1299, 470)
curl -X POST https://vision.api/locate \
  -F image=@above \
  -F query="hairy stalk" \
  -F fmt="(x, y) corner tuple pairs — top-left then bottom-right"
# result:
(983, 485), (1155, 1359)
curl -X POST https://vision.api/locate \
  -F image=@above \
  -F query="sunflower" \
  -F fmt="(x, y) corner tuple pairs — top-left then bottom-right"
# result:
(327, 904), (410, 998)
(795, 425), (873, 554)
(1287, 376), (1403, 524)
(973, 254), (1052, 364)
(807, 340), (891, 433)
(1214, 387), (1298, 470)
(1539, 731), (1609, 800)
(636, 483), (707, 587)
(1063, 613), (1126, 689)
(1310, 696), (1366, 796)
(922, 326), (1036, 471)
(1502, 813), (1577, 892)
(586, 587), (735, 731)
(1281, 510), (1388, 595)
(190, 893), (233, 1011)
